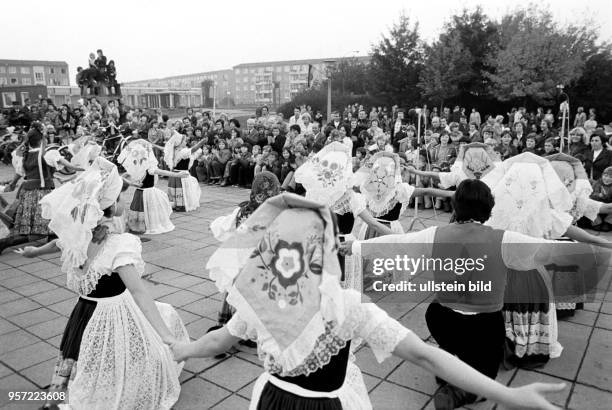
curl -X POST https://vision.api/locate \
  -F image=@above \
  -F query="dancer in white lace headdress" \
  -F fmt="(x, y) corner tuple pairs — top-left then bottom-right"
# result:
(294, 141), (392, 281)
(345, 151), (453, 292)
(163, 131), (205, 212)
(119, 139), (190, 234)
(172, 193), (567, 410)
(16, 157), (188, 410)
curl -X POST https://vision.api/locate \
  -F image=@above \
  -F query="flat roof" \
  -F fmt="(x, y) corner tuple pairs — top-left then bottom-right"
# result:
(125, 69), (233, 84)
(233, 56), (371, 69)
(0, 59), (68, 66)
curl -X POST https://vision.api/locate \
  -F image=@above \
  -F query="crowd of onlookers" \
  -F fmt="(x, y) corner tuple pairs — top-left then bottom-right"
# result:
(1, 98), (611, 226)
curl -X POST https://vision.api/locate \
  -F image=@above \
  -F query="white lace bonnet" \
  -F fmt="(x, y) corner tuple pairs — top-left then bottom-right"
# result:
(40, 157), (124, 275)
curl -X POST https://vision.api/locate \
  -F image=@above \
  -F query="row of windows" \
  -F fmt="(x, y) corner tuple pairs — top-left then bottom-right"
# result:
(234, 64), (310, 75)
(0, 66), (66, 75)
(0, 77), (67, 86)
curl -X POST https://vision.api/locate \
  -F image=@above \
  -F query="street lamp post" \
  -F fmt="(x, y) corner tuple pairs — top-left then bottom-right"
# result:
(323, 60), (337, 123)
(227, 91), (231, 110)
(556, 84), (570, 153)
(212, 81), (217, 119)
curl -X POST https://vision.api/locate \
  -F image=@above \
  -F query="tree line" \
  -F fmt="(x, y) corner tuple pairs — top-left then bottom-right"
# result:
(280, 5), (612, 122)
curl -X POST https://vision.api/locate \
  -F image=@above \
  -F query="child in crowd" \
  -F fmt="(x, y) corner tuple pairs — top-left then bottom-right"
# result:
(195, 145), (212, 183)
(353, 147), (367, 172)
(263, 151), (281, 180)
(207, 139), (231, 185)
(590, 166), (612, 231)
(279, 148), (295, 186)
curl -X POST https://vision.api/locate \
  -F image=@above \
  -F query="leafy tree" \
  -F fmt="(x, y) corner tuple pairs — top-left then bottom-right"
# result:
(418, 31), (474, 106)
(442, 7), (499, 96)
(369, 13), (424, 106)
(329, 57), (369, 95)
(485, 6), (599, 104)
(572, 46), (612, 122)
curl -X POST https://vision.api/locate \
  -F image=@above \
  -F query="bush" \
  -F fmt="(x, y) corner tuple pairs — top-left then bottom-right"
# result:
(276, 88), (388, 120)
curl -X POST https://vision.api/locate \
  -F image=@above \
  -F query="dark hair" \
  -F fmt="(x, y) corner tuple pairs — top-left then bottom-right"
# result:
(97, 49), (103, 53)
(451, 180), (494, 223)
(229, 118), (241, 128)
(290, 124), (301, 134)
(102, 180), (129, 218)
(544, 137), (556, 146)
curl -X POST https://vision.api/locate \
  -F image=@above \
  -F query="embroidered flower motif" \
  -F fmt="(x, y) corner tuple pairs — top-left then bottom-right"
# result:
(270, 241), (304, 288)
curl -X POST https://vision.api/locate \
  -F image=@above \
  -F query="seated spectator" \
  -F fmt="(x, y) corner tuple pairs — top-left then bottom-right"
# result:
(468, 122), (481, 142)
(541, 137), (557, 156)
(585, 131), (612, 180)
(195, 145), (212, 183)
(263, 150), (281, 180)
(267, 125), (285, 155)
(207, 139), (231, 185)
(589, 166), (612, 231)
(495, 130), (518, 160)
(522, 134), (540, 155)
(569, 127), (590, 159)
(107, 60), (120, 94)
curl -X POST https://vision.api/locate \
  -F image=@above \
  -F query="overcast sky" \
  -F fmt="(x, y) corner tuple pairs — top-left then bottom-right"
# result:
(3, 0), (611, 84)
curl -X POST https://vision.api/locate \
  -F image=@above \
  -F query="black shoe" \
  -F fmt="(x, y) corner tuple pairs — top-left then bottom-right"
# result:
(434, 385), (475, 410)
(556, 308), (575, 319)
(140, 237), (151, 243)
(239, 339), (257, 349)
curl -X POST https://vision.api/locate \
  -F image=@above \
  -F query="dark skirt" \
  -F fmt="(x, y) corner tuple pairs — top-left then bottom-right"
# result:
(503, 269), (551, 360)
(59, 298), (97, 360)
(257, 382), (342, 410)
(127, 189), (146, 233)
(13, 188), (54, 235)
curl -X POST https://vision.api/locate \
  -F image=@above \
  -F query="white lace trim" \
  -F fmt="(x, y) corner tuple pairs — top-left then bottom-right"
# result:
(62, 233), (145, 295)
(227, 291), (410, 376)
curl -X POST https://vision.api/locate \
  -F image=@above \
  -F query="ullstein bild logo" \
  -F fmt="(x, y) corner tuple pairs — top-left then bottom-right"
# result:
(371, 255), (488, 276)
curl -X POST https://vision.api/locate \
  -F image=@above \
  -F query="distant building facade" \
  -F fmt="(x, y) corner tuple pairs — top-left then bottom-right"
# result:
(126, 56), (371, 107)
(231, 56), (370, 106)
(0, 59), (69, 88)
(125, 70), (233, 107)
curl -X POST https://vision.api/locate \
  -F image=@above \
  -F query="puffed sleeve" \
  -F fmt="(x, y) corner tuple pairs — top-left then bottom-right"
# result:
(100, 233), (146, 276)
(397, 182), (415, 204)
(349, 191), (367, 216)
(210, 207), (240, 242)
(226, 311), (258, 341)
(11, 150), (24, 177)
(438, 170), (461, 189)
(43, 149), (63, 169)
(351, 303), (410, 363)
(582, 198), (603, 222)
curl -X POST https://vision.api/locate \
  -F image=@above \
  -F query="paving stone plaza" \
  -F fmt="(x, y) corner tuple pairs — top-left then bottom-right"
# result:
(0, 166), (611, 409)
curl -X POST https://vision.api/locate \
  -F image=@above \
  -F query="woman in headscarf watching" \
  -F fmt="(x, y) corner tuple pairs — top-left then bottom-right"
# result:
(172, 193), (566, 410)
(208, 171), (281, 353)
(295, 142), (393, 281)
(16, 157), (189, 409)
(345, 152), (453, 291)
(163, 130), (206, 211)
(0, 123), (59, 253)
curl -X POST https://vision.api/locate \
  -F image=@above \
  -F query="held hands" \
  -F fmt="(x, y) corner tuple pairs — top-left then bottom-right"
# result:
(504, 383), (566, 410)
(170, 341), (190, 362)
(338, 241), (353, 256)
(14, 246), (38, 258)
